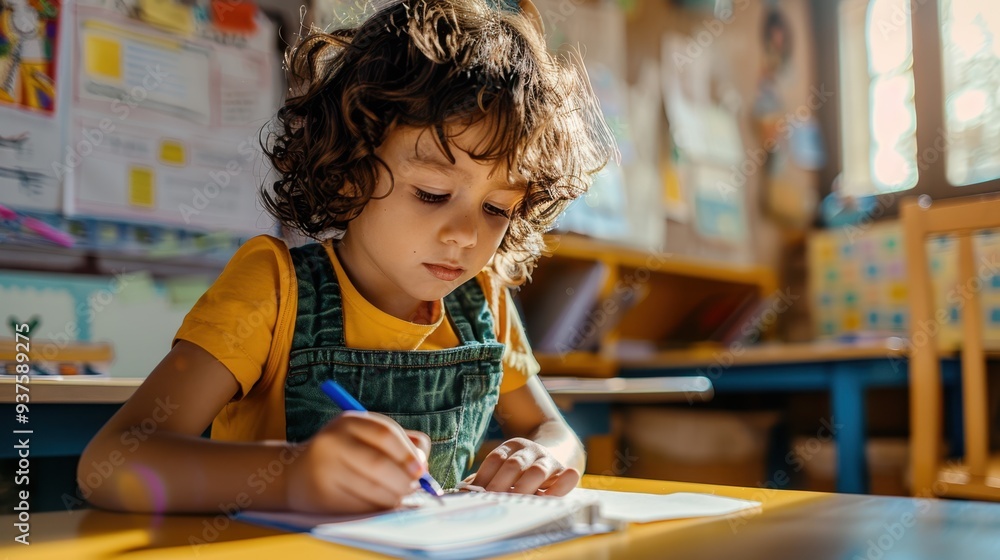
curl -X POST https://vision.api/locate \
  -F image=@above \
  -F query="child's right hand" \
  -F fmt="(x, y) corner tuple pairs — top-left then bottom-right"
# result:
(285, 411), (431, 513)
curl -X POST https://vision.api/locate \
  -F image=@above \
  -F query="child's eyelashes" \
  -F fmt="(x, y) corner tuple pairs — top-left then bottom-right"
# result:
(413, 188), (449, 203)
(484, 204), (511, 219)
(412, 188), (512, 219)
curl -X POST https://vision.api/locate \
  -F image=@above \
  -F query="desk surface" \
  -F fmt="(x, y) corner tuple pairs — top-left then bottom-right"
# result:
(0, 376), (143, 404)
(4, 476), (998, 559)
(618, 339), (912, 369)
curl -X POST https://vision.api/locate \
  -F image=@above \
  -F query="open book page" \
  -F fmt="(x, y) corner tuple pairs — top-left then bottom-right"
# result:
(566, 488), (760, 523)
(239, 487), (762, 534)
(238, 487), (760, 558)
(312, 491), (605, 553)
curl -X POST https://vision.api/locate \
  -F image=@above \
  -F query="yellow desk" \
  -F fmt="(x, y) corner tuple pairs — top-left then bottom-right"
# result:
(7, 475), (1000, 559)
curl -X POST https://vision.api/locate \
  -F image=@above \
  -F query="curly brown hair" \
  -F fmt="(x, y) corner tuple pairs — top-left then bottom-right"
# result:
(261, 0), (614, 285)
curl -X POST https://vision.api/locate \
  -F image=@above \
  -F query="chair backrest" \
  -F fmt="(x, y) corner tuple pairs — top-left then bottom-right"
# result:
(901, 195), (1000, 495)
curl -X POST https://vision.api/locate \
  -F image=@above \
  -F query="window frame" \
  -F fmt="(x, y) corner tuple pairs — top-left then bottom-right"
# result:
(814, 0), (1000, 219)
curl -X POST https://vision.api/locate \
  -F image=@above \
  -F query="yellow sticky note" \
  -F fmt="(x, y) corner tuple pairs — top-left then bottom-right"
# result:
(129, 167), (155, 208)
(889, 283), (907, 303)
(84, 35), (122, 80)
(159, 140), (186, 166)
(138, 0), (195, 35)
(843, 311), (861, 331)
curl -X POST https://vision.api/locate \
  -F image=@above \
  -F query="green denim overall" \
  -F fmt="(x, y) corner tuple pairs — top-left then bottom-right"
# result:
(284, 243), (505, 488)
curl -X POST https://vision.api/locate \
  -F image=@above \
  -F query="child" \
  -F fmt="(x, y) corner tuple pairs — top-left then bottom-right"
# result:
(80, 0), (613, 515)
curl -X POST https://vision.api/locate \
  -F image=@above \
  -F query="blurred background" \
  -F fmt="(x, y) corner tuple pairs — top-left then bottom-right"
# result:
(2, 0), (1000, 509)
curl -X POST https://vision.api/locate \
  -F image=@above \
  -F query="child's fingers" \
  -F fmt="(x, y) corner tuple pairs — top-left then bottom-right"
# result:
(468, 446), (508, 489)
(537, 468), (580, 497)
(482, 452), (529, 492)
(480, 448), (543, 493)
(332, 472), (409, 510)
(405, 430), (432, 460)
(339, 435), (419, 500)
(337, 412), (424, 476)
(510, 462), (551, 495)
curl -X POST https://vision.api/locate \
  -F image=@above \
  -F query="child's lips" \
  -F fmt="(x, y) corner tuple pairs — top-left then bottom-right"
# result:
(423, 263), (464, 281)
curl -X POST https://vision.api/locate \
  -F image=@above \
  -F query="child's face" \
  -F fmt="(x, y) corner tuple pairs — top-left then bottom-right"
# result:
(339, 122), (525, 318)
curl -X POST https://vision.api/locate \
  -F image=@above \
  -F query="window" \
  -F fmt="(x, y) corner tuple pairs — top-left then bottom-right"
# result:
(838, 0), (1000, 198)
(939, 0), (1000, 187)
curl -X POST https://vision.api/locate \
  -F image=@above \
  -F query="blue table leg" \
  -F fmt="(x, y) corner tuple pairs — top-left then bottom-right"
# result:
(941, 359), (965, 458)
(830, 363), (869, 494)
(558, 402), (612, 442)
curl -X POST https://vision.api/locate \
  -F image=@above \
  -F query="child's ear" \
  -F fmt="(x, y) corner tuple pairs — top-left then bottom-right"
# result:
(518, 0), (545, 35)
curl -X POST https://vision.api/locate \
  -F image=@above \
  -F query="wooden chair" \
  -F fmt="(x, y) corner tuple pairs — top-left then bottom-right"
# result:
(902, 195), (1000, 500)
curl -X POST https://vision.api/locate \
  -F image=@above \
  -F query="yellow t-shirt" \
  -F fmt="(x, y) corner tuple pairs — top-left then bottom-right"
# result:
(174, 235), (540, 441)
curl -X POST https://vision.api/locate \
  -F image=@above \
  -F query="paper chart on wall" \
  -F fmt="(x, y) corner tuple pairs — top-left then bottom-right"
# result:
(692, 164), (747, 245)
(65, 1), (278, 234)
(0, 0), (67, 212)
(660, 36), (744, 169)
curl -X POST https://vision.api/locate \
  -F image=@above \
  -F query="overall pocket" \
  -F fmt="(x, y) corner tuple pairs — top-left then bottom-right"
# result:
(381, 406), (462, 489)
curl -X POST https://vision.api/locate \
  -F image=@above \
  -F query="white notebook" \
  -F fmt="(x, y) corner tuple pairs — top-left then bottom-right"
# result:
(239, 488), (759, 558)
(243, 491), (613, 559)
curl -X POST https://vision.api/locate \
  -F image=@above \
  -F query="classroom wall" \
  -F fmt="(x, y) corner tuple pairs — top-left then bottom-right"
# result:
(621, 0), (820, 269)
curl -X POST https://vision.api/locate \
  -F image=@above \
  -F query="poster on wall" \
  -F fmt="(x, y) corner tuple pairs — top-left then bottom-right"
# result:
(64, 0), (278, 235)
(661, 33), (748, 246)
(0, 0), (66, 212)
(692, 165), (746, 245)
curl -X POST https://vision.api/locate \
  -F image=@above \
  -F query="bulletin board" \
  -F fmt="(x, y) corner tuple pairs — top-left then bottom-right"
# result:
(0, 0), (280, 236)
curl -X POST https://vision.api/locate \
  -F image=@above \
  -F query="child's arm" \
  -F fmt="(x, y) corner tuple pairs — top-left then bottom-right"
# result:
(468, 376), (585, 496)
(79, 340), (430, 514)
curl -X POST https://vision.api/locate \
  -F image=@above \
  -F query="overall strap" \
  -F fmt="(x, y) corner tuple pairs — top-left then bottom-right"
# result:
(289, 243), (347, 349)
(290, 241), (497, 349)
(442, 276), (499, 345)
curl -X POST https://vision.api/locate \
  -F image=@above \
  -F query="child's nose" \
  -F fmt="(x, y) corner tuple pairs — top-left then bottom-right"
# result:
(441, 210), (478, 248)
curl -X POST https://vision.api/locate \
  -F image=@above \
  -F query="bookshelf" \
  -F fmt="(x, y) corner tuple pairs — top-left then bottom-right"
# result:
(521, 234), (778, 377)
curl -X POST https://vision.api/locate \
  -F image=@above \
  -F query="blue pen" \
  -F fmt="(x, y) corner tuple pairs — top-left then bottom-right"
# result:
(320, 379), (445, 503)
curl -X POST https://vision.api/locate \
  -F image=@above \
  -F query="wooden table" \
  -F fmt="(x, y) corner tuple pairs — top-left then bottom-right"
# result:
(0, 376), (143, 404)
(3, 475), (998, 559)
(617, 339), (966, 495)
(0, 377), (144, 459)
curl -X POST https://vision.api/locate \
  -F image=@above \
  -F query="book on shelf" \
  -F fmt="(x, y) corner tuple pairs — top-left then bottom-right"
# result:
(523, 259), (609, 354)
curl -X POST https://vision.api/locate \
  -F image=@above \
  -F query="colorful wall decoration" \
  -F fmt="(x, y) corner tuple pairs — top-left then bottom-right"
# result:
(809, 220), (1000, 349)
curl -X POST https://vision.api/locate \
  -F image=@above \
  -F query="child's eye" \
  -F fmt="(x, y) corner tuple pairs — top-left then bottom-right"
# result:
(484, 203), (511, 219)
(414, 189), (449, 203)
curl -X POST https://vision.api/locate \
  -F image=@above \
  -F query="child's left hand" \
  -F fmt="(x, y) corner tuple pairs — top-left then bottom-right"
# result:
(467, 437), (580, 496)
